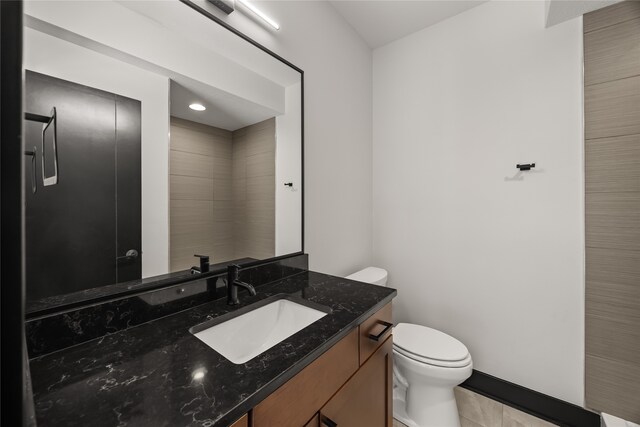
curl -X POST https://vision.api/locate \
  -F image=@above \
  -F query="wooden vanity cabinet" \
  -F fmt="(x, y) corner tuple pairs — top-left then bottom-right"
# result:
(319, 336), (393, 427)
(251, 303), (393, 427)
(252, 329), (360, 427)
(230, 414), (249, 427)
(303, 414), (319, 427)
(359, 303), (393, 365)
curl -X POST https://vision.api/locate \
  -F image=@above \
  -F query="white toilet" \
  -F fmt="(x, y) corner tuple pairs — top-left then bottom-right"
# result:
(346, 267), (473, 427)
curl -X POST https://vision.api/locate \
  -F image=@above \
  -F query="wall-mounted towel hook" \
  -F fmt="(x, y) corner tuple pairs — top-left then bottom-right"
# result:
(516, 163), (535, 171)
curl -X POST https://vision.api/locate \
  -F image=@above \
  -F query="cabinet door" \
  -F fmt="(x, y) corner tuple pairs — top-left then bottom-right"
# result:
(230, 414), (248, 427)
(253, 329), (359, 427)
(304, 414), (319, 427)
(320, 336), (393, 427)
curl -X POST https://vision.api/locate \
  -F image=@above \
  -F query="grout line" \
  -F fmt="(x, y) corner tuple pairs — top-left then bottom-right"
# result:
(584, 15), (640, 36)
(584, 72), (640, 88)
(585, 244), (640, 252)
(585, 132), (640, 143)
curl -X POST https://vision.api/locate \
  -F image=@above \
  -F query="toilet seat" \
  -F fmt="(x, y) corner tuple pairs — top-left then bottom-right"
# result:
(393, 323), (471, 368)
(393, 345), (472, 368)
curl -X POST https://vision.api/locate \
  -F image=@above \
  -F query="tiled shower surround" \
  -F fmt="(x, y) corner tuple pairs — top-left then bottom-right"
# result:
(169, 116), (277, 271)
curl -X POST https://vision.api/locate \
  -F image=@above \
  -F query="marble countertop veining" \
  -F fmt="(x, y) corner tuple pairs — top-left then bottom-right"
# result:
(29, 270), (396, 427)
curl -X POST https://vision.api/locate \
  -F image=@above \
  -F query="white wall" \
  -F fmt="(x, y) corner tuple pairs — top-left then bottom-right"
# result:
(195, 1), (374, 276)
(24, 28), (170, 277)
(275, 82), (303, 256)
(25, 1), (285, 115)
(373, 1), (584, 405)
(546, 0), (622, 27)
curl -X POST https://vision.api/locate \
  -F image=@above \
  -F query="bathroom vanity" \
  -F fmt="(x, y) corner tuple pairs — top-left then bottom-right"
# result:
(27, 268), (396, 426)
(252, 302), (393, 427)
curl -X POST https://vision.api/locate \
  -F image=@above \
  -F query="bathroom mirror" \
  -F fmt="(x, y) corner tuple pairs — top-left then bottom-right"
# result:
(22, 0), (303, 313)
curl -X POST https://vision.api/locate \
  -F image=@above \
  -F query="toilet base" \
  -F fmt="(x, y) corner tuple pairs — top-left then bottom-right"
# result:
(393, 364), (463, 427)
(393, 392), (461, 427)
(393, 395), (418, 427)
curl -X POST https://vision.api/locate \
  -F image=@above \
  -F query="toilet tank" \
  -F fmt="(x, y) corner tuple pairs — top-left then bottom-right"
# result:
(345, 267), (388, 286)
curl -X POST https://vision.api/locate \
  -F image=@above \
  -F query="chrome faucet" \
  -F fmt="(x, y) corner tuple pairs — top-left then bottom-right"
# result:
(227, 264), (256, 305)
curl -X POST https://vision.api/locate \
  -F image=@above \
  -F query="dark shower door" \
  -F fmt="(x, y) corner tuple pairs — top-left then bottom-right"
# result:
(25, 71), (141, 302)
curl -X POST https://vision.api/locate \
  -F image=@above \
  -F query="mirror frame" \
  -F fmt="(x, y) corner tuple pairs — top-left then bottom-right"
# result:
(23, 0), (305, 318)
(1, 1), (28, 424)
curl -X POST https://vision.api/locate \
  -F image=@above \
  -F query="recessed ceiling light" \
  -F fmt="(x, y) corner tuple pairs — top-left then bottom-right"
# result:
(189, 103), (206, 111)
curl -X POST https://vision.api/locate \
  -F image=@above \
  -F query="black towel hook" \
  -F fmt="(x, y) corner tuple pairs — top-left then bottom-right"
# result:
(516, 163), (535, 171)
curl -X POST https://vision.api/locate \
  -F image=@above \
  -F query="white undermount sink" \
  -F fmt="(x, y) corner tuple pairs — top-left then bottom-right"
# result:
(192, 298), (328, 364)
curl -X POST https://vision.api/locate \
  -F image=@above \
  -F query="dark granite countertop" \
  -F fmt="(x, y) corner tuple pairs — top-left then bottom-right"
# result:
(29, 270), (397, 427)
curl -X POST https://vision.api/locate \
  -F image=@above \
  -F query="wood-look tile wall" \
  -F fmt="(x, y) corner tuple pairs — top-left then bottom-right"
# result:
(232, 118), (276, 260)
(584, 2), (640, 422)
(169, 117), (276, 271)
(170, 117), (234, 271)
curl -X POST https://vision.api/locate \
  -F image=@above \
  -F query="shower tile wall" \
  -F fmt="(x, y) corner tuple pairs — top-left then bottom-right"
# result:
(169, 117), (275, 271)
(232, 118), (276, 260)
(170, 117), (234, 270)
(584, 1), (640, 422)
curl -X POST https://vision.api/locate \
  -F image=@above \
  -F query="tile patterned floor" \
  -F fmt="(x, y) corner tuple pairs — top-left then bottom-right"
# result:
(392, 386), (558, 427)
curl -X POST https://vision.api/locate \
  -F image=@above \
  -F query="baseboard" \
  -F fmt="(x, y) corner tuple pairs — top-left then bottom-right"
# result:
(460, 370), (600, 427)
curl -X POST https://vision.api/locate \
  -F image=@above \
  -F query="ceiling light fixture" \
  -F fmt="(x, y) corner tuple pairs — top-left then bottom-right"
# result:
(235, 0), (280, 31)
(207, 0), (234, 14)
(189, 103), (206, 111)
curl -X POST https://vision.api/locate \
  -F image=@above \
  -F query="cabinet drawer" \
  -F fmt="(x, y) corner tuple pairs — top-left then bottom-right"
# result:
(252, 328), (359, 427)
(359, 303), (393, 365)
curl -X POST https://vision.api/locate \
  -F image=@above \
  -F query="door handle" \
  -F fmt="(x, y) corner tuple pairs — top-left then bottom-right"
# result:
(24, 147), (37, 194)
(41, 107), (59, 187)
(117, 249), (139, 262)
(320, 415), (338, 427)
(25, 107), (59, 187)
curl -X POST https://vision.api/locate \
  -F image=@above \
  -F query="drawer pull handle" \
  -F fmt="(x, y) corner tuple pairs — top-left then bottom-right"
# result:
(368, 320), (393, 342)
(321, 415), (338, 427)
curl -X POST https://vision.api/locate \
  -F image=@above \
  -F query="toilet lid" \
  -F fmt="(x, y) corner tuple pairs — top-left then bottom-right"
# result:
(345, 267), (388, 286)
(393, 323), (470, 365)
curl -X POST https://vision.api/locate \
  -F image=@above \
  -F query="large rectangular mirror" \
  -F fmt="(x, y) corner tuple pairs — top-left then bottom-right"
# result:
(23, 0), (303, 313)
